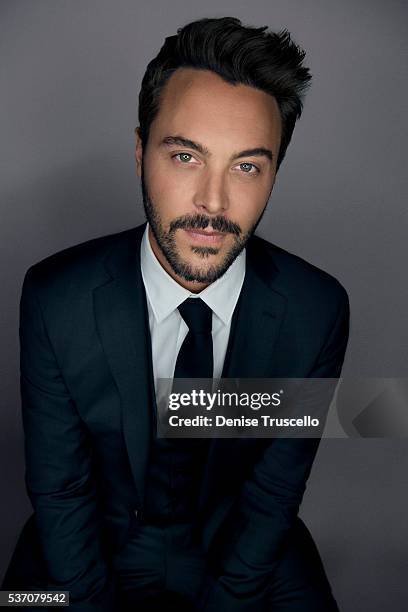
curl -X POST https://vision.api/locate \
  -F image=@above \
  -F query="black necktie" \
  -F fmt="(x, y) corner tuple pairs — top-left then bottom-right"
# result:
(174, 298), (213, 380)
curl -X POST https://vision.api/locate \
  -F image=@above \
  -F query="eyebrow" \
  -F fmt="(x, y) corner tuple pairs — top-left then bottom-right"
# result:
(161, 135), (273, 161)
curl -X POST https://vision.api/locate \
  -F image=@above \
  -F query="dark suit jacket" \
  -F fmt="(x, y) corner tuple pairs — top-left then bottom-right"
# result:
(5, 222), (349, 611)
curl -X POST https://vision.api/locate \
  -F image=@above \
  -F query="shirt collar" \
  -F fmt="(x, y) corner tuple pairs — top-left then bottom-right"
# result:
(140, 223), (246, 326)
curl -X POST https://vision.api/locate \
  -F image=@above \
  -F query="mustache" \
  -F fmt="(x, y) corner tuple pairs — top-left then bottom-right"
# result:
(169, 214), (241, 236)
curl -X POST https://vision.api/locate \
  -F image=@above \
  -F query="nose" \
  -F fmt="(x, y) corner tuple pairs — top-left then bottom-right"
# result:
(192, 168), (230, 214)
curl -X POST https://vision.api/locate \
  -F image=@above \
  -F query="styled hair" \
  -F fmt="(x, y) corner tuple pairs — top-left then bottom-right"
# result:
(138, 17), (312, 169)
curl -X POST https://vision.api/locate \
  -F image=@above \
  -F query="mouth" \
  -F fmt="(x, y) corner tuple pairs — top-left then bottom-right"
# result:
(183, 228), (227, 245)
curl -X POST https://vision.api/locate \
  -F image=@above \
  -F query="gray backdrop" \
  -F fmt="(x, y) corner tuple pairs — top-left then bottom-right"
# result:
(1, 1), (407, 609)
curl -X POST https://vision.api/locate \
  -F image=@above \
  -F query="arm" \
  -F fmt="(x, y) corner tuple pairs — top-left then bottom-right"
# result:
(200, 289), (350, 611)
(20, 268), (115, 611)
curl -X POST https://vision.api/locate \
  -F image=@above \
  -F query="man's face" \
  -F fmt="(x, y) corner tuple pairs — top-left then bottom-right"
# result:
(136, 68), (281, 291)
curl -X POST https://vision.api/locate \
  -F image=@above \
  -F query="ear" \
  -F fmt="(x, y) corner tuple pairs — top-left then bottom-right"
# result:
(134, 127), (143, 178)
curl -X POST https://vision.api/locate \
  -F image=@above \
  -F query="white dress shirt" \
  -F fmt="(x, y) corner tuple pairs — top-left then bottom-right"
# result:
(140, 223), (246, 397)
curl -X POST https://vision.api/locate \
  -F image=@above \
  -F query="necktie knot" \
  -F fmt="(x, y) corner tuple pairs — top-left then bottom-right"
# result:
(178, 298), (213, 335)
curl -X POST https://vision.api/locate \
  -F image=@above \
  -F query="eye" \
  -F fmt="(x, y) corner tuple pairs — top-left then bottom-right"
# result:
(236, 162), (259, 174)
(173, 153), (195, 163)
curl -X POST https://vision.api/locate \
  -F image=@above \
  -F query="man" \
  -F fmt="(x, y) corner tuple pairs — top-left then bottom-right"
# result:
(3, 17), (349, 612)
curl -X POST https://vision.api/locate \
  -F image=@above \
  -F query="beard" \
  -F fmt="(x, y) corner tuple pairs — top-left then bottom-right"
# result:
(141, 168), (267, 284)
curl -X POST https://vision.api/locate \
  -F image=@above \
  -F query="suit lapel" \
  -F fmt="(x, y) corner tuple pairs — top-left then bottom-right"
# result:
(93, 225), (152, 506)
(198, 236), (287, 510)
(222, 240), (287, 379)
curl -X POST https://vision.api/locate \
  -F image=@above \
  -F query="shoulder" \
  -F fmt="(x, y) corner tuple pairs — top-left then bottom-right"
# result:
(23, 224), (145, 296)
(248, 233), (349, 316)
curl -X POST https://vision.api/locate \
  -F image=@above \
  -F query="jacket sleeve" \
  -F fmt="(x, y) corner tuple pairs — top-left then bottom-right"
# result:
(200, 289), (350, 612)
(20, 268), (116, 611)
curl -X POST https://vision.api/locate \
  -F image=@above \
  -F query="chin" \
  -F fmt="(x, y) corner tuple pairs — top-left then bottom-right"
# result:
(172, 257), (229, 285)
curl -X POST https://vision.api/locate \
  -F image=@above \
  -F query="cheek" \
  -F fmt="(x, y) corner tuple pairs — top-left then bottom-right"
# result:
(144, 159), (195, 215)
(228, 182), (270, 225)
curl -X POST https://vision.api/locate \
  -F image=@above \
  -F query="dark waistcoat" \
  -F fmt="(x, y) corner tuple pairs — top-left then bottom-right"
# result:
(140, 306), (212, 525)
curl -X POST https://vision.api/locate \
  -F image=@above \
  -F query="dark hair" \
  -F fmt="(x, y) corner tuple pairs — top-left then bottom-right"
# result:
(138, 17), (312, 170)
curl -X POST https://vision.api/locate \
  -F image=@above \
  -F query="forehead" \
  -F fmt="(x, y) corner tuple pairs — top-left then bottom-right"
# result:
(149, 68), (281, 148)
